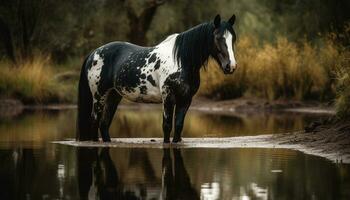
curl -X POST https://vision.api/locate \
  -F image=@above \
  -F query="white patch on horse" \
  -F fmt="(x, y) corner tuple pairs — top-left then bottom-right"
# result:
(223, 31), (237, 71)
(117, 34), (181, 104)
(87, 52), (104, 100)
(125, 54), (162, 102)
(152, 34), (181, 97)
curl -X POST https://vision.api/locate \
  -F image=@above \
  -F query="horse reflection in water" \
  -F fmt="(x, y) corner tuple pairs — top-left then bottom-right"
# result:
(77, 148), (198, 200)
(77, 148), (123, 199)
(161, 149), (199, 200)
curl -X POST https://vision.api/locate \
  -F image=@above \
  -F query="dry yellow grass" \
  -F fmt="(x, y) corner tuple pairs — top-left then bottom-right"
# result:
(200, 35), (344, 101)
(334, 50), (350, 119)
(0, 55), (76, 103)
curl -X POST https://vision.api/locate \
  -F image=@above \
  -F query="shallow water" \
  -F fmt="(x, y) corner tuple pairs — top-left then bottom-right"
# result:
(0, 108), (331, 146)
(0, 108), (349, 199)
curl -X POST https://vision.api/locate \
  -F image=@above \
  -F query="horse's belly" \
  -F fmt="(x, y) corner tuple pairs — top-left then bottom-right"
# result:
(119, 86), (162, 103)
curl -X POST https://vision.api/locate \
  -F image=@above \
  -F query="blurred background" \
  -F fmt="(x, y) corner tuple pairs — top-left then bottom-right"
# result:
(0, 0), (349, 117)
(1, 2), (350, 199)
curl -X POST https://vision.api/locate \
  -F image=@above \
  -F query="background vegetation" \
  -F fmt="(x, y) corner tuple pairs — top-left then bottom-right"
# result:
(0, 0), (349, 118)
(200, 31), (348, 100)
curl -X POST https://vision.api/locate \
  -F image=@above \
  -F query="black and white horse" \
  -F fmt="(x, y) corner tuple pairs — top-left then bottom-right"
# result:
(76, 14), (238, 143)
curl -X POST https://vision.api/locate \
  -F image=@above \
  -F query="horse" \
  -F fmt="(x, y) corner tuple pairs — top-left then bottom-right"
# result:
(76, 14), (238, 143)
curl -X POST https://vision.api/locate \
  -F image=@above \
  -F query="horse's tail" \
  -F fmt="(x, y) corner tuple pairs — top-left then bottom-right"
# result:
(76, 56), (94, 141)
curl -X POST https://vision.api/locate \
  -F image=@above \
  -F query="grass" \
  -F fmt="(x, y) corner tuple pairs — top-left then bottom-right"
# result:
(200, 32), (350, 120)
(199, 35), (344, 101)
(335, 50), (350, 119)
(0, 55), (78, 104)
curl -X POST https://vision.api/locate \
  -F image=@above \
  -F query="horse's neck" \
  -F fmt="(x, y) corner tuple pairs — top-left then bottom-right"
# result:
(154, 34), (178, 59)
(156, 33), (205, 89)
(157, 33), (208, 68)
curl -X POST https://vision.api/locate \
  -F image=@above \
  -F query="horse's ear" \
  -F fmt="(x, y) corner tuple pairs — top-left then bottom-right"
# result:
(228, 14), (236, 26)
(214, 14), (221, 28)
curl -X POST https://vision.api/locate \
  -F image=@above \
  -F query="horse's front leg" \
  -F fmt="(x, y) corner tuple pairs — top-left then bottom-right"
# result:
(162, 96), (175, 143)
(173, 98), (192, 143)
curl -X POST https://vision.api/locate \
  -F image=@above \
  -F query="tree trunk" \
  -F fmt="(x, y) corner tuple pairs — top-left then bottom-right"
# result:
(126, 0), (164, 45)
(0, 18), (16, 63)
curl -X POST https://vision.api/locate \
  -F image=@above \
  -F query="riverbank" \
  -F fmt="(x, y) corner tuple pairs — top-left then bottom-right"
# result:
(3, 97), (349, 163)
(54, 98), (350, 163)
(0, 97), (335, 116)
(55, 121), (350, 163)
(190, 97), (335, 114)
(51, 98), (349, 164)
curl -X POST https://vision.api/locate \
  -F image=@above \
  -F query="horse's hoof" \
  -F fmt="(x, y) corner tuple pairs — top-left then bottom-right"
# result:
(172, 138), (182, 143)
(103, 138), (111, 142)
(163, 139), (170, 144)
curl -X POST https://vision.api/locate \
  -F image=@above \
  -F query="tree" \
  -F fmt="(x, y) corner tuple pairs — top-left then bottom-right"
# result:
(125, 0), (165, 45)
(0, 0), (44, 63)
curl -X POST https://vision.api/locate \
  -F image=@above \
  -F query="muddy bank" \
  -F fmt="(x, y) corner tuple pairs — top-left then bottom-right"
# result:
(297, 120), (350, 162)
(1, 97), (334, 115)
(55, 121), (350, 163)
(0, 99), (24, 118)
(104, 98), (335, 117)
(190, 97), (335, 114)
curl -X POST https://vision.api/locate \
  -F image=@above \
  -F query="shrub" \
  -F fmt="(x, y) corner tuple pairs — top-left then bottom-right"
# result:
(0, 55), (77, 103)
(199, 35), (343, 101)
(335, 50), (350, 119)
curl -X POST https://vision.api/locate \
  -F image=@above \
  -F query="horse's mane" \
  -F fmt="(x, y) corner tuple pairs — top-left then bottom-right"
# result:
(173, 22), (214, 70)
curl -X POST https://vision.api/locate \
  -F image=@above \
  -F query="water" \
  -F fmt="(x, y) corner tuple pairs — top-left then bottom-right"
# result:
(0, 108), (349, 199)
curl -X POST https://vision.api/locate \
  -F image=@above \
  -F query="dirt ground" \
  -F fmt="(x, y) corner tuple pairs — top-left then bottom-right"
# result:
(290, 120), (350, 163)
(0, 96), (335, 115)
(190, 97), (335, 114)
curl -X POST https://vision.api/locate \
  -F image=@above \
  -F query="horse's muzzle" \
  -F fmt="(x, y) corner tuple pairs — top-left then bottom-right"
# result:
(223, 64), (236, 74)
(224, 70), (234, 74)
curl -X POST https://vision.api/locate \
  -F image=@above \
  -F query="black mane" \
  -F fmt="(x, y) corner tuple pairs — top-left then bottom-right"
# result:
(173, 22), (215, 70)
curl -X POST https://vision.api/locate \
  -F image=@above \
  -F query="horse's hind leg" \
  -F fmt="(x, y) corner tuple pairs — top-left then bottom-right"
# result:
(99, 89), (122, 142)
(91, 101), (103, 141)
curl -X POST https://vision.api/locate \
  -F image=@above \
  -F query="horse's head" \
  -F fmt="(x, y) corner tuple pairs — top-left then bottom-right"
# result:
(211, 14), (237, 74)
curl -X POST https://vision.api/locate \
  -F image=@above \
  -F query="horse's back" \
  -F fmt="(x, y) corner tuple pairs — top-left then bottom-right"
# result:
(91, 41), (142, 67)
(85, 41), (163, 103)
(83, 42), (133, 96)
